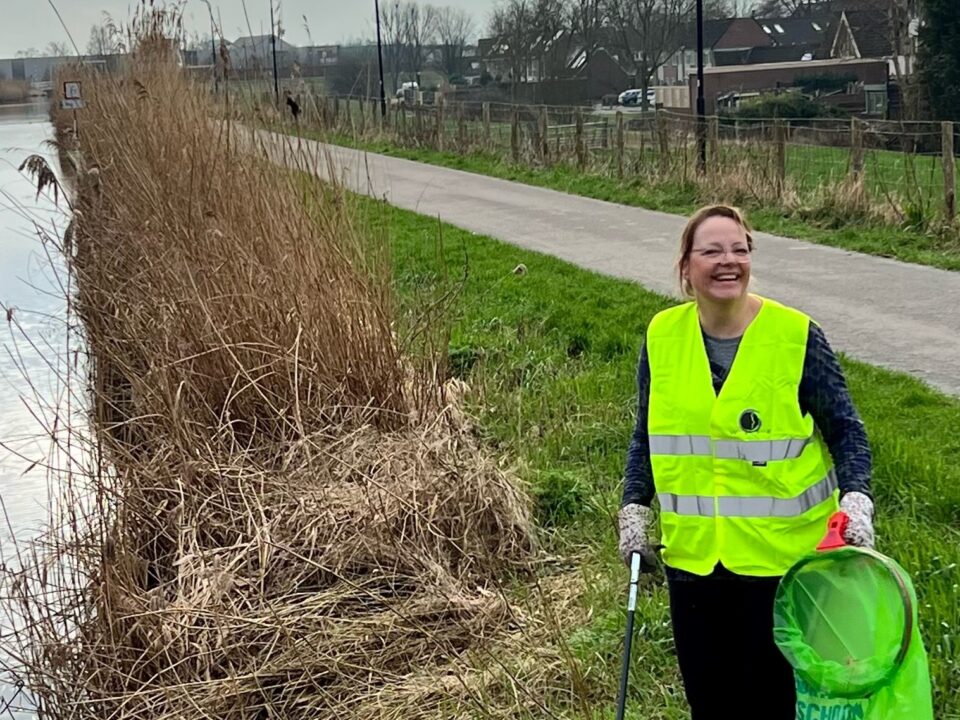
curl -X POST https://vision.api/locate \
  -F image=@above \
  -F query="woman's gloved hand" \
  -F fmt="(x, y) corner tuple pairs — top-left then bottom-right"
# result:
(618, 503), (660, 570)
(840, 491), (875, 549)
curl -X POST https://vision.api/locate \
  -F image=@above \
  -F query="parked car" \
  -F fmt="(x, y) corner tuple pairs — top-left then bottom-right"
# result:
(618, 88), (657, 107)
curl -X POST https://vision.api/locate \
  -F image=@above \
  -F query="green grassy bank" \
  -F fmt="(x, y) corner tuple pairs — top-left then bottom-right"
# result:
(370, 195), (960, 718)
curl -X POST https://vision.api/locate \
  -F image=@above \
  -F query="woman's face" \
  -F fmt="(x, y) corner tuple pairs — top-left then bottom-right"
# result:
(683, 216), (752, 304)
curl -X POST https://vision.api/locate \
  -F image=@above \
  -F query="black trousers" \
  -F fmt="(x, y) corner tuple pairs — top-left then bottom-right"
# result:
(668, 571), (796, 720)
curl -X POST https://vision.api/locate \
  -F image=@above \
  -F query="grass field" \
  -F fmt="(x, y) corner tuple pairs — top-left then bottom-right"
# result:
(785, 142), (945, 209)
(368, 194), (960, 718)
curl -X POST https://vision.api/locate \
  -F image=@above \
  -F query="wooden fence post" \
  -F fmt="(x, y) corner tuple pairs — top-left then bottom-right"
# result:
(358, 97), (366, 137)
(850, 117), (865, 183)
(943, 121), (956, 219)
(333, 95), (340, 129)
(457, 102), (467, 150)
(774, 119), (787, 198)
(708, 116), (720, 175)
(657, 110), (670, 175)
(482, 102), (491, 148)
(538, 106), (549, 164)
(436, 94), (444, 152)
(344, 97), (353, 138)
(399, 105), (407, 143)
(616, 111), (625, 178)
(575, 107), (586, 170)
(511, 110), (520, 163)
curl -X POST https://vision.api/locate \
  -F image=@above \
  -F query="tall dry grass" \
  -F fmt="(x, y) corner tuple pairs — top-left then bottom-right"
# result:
(0, 7), (564, 719)
(0, 80), (29, 104)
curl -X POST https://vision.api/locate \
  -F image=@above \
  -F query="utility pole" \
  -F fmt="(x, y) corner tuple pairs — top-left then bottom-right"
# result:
(374, 0), (387, 117)
(696, 0), (707, 174)
(201, 0), (218, 94)
(210, 25), (218, 93)
(269, 0), (280, 105)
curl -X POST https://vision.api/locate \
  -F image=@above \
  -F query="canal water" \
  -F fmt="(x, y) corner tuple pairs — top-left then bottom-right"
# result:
(0, 101), (67, 718)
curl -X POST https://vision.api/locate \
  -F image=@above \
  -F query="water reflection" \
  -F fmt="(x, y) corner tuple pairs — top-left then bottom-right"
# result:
(0, 100), (66, 719)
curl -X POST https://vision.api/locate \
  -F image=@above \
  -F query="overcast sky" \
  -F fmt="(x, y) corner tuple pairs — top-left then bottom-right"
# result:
(1, 0), (499, 58)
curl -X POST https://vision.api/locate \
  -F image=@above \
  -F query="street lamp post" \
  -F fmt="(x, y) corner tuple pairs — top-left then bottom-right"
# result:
(374, 0), (387, 117)
(269, 0), (280, 105)
(201, 0), (218, 94)
(210, 25), (218, 93)
(696, 0), (707, 174)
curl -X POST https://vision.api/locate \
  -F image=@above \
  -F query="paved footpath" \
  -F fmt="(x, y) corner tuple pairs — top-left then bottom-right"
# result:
(263, 130), (960, 396)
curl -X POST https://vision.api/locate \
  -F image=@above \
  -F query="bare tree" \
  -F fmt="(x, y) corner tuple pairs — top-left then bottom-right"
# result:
(530, 0), (569, 80)
(14, 48), (41, 58)
(86, 19), (121, 56)
(379, 1), (405, 92)
(436, 6), (474, 79)
(400, 2), (439, 85)
(45, 41), (71, 57)
(488, 0), (537, 96)
(886, 0), (920, 118)
(754, 0), (816, 15)
(705, 0), (736, 16)
(567, 0), (606, 65)
(607, 0), (696, 107)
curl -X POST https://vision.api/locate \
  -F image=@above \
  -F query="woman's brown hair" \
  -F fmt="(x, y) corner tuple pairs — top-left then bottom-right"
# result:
(677, 204), (754, 297)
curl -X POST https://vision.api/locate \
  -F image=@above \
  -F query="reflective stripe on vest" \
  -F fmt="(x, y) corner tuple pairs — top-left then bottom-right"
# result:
(657, 470), (837, 518)
(649, 434), (813, 462)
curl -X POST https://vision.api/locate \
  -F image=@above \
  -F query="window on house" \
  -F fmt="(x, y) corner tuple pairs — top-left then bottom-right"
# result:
(774, 23), (785, 33)
(812, 21), (822, 31)
(762, 25), (772, 33)
(864, 84), (887, 115)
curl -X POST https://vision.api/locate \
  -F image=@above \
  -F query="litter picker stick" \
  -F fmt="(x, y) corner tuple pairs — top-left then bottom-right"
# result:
(615, 551), (642, 720)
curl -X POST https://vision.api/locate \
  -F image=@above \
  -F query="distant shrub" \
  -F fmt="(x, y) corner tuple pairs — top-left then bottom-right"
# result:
(724, 92), (850, 120)
(0, 80), (29, 104)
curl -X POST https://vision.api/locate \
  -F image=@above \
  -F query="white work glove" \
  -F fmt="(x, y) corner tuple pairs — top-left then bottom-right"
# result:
(618, 503), (660, 570)
(840, 491), (875, 549)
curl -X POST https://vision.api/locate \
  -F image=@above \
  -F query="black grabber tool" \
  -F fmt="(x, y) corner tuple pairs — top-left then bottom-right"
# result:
(614, 551), (642, 720)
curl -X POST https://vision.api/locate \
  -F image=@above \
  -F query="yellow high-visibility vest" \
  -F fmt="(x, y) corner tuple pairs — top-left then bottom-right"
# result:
(646, 296), (838, 576)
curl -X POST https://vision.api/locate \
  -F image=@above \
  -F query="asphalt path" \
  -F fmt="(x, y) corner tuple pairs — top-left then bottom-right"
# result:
(260, 129), (960, 397)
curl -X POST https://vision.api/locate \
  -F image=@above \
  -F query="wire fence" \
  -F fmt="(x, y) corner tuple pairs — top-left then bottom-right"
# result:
(264, 88), (959, 226)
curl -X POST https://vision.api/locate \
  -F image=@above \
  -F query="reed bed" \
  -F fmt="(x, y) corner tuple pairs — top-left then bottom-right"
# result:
(0, 8), (556, 718)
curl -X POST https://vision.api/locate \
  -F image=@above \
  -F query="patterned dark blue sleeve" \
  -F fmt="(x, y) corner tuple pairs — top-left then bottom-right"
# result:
(622, 341), (656, 508)
(800, 324), (873, 499)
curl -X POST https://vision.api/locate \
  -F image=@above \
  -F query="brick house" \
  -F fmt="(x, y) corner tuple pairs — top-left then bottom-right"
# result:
(688, 56), (889, 115)
(828, 8), (919, 77)
(658, 18), (774, 85)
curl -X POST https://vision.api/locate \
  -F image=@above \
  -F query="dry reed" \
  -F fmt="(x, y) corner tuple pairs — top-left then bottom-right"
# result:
(0, 7), (561, 718)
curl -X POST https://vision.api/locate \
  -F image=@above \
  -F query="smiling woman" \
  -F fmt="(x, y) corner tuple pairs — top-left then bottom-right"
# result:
(618, 204), (876, 719)
(678, 205), (756, 331)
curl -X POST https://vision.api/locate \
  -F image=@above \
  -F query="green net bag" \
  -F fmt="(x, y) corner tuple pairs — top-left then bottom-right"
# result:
(774, 541), (933, 720)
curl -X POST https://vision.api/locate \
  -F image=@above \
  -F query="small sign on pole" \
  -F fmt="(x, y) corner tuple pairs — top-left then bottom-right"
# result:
(61, 81), (84, 110)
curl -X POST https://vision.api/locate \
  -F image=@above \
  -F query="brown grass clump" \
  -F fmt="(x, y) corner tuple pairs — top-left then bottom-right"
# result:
(1, 6), (544, 718)
(0, 79), (29, 104)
